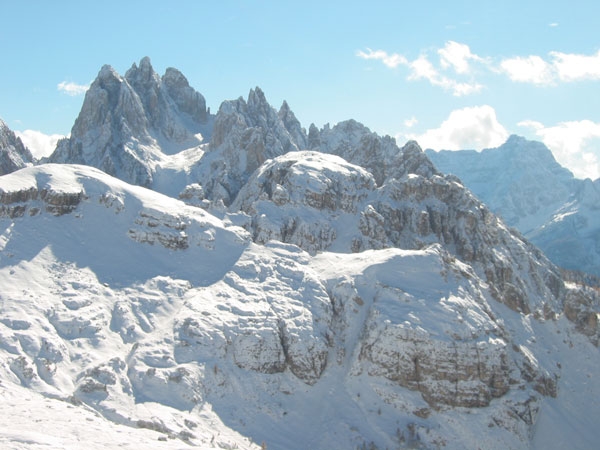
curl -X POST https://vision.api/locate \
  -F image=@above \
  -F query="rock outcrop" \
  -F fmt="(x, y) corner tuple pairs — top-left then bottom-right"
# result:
(0, 118), (33, 175)
(48, 57), (211, 188)
(230, 148), (567, 322)
(427, 136), (600, 276)
(194, 87), (303, 205)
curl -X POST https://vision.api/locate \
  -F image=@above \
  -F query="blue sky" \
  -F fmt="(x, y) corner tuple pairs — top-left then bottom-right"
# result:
(2, 0), (600, 179)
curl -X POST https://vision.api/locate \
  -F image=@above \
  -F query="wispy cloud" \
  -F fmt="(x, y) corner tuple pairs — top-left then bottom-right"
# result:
(499, 55), (554, 85)
(355, 48), (407, 68)
(401, 105), (508, 151)
(57, 81), (89, 96)
(404, 116), (418, 128)
(408, 55), (483, 96)
(518, 119), (600, 180)
(357, 42), (484, 97)
(358, 42), (600, 91)
(438, 41), (483, 74)
(500, 50), (600, 85)
(550, 50), (600, 82)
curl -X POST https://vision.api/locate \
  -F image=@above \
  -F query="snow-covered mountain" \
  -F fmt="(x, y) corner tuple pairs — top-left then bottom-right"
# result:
(1, 58), (600, 449)
(48, 57), (213, 191)
(0, 118), (33, 175)
(426, 136), (600, 277)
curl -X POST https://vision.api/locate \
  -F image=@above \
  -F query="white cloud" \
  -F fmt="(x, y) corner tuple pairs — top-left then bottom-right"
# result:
(499, 55), (554, 85)
(438, 41), (482, 74)
(15, 130), (65, 159)
(57, 81), (89, 96)
(450, 81), (484, 96)
(358, 43), (600, 94)
(499, 49), (600, 85)
(518, 119), (600, 180)
(355, 48), (407, 68)
(404, 116), (418, 128)
(404, 105), (508, 151)
(356, 44), (483, 96)
(550, 50), (600, 82)
(408, 55), (483, 96)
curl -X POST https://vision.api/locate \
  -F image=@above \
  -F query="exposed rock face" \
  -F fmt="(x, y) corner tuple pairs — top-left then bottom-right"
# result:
(232, 148), (566, 321)
(371, 173), (565, 316)
(0, 165), (85, 218)
(278, 100), (307, 150)
(314, 120), (438, 186)
(162, 67), (208, 124)
(168, 242), (331, 386)
(0, 164), (251, 258)
(126, 58), (208, 142)
(48, 57), (211, 188)
(0, 118), (33, 175)
(427, 135), (600, 276)
(426, 135), (575, 230)
(320, 247), (515, 409)
(232, 151), (376, 254)
(196, 87), (303, 205)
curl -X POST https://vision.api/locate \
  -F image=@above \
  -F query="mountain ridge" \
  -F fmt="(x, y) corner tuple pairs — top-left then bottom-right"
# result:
(426, 136), (600, 276)
(1, 57), (599, 449)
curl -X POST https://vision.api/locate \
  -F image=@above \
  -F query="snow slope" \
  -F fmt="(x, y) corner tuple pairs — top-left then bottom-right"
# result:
(2, 58), (599, 449)
(1, 163), (599, 450)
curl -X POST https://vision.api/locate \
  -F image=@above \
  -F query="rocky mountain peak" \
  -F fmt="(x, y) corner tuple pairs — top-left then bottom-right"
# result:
(311, 121), (437, 186)
(125, 56), (160, 88)
(279, 100), (308, 150)
(427, 135), (600, 276)
(247, 86), (268, 110)
(201, 88), (303, 205)
(398, 140), (439, 178)
(97, 63), (121, 81)
(162, 67), (208, 123)
(0, 118), (33, 175)
(307, 122), (320, 149)
(124, 57), (162, 131)
(498, 135), (571, 172)
(48, 58), (211, 188)
(92, 64), (128, 109)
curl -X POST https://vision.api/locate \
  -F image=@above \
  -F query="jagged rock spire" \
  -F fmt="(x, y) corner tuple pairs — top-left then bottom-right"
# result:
(279, 100), (307, 150)
(0, 118), (33, 175)
(48, 57), (210, 188)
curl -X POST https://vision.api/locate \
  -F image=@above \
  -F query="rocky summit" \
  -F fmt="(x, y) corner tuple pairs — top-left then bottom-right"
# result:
(0, 118), (33, 176)
(427, 136), (600, 277)
(1, 58), (599, 450)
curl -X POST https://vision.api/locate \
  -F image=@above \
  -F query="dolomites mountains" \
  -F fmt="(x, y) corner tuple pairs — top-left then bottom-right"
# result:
(0, 57), (599, 450)
(427, 137), (600, 278)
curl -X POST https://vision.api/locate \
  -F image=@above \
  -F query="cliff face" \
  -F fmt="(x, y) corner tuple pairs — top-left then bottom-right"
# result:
(48, 57), (211, 188)
(232, 149), (566, 322)
(0, 118), (33, 175)
(427, 136), (600, 277)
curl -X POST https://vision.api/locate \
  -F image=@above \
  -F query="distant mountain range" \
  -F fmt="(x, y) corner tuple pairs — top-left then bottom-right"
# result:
(426, 136), (600, 277)
(1, 57), (599, 450)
